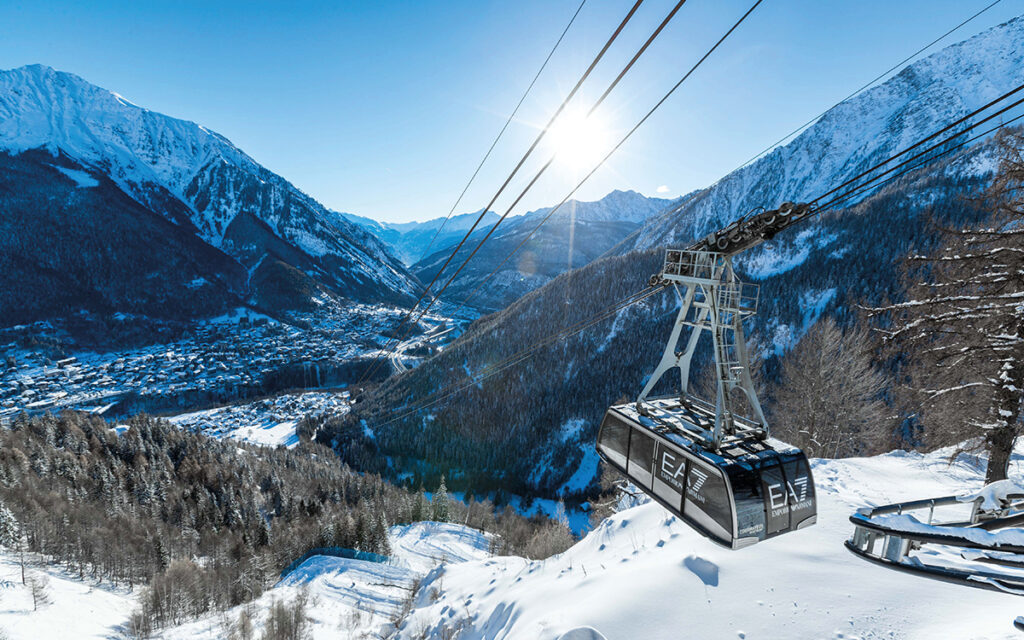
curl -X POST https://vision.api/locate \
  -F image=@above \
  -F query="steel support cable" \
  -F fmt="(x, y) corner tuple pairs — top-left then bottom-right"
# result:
(358, 0), (646, 386)
(809, 82), (1024, 208)
(455, 0), (1004, 312)
(363, 0), (692, 384)
(713, 89), (1024, 258)
(454, 0), (764, 312)
(564, 1), (1004, 272)
(415, 0), (588, 265)
(377, 284), (664, 426)
(378, 82), (1024, 421)
(733, 0), (1003, 173)
(823, 111), (1024, 211)
(412, 0), (693, 322)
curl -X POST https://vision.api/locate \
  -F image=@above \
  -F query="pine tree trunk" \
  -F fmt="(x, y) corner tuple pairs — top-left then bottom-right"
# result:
(985, 425), (1017, 484)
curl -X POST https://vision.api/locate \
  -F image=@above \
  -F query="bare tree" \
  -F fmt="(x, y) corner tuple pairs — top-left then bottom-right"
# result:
(871, 130), (1024, 483)
(260, 588), (311, 640)
(771, 317), (889, 458)
(26, 571), (50, 611)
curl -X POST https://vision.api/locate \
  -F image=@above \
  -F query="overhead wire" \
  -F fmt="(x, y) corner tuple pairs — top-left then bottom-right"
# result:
(416, 0), (694, 317)
(456, 0), (1007, 309)
(415, 0), (588, 265)
(372, 80), (1024, 424)
(454, 0), (763, 311)
(824, 111), (1024, 210)
(732, 0), (1004, 172)
(358, 0), (647, 386)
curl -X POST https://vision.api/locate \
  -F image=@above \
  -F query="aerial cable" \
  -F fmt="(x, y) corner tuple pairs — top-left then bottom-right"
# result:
(373, 92), (1024, 423)
(415, 0), (588, 265)
(454, 0), (763, 310)
(824, 111), (1024, 211)
(810, 82), (1024, 208)
(815, 93), (1024, 210)
(733, 0), (1004, 173)
(558, 0), (1006, 270)
(376, 0), (770, 419)
(413, 0), (693, 317)
(358, 0), (646, 386)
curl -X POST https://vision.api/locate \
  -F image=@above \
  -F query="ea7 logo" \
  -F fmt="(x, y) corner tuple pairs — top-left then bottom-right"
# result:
(660, 451), (686, 479)
(688, 468), (709, 492)
(789, 476), (809, 502)
(768, 476), (810, 509)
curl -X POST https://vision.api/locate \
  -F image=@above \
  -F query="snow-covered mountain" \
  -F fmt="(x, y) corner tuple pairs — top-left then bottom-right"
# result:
(629, 14), (1024, 251)
(339, 209), (501, 266)
(409, 190), (673, 310)
(0, 64), (419, 326)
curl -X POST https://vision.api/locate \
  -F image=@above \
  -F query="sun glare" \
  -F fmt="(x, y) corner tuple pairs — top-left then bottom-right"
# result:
(547, 107), (611, 173)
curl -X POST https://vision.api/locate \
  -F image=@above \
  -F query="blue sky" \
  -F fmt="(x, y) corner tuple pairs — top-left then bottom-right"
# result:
(1, 0), (1021, 223)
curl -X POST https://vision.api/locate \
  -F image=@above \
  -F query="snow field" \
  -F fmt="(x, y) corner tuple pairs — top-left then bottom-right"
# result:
(394, 447), (1024, 640)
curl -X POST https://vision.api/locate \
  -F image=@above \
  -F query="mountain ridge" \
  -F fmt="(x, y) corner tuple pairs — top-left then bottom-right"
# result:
(0, 64), (421, 327)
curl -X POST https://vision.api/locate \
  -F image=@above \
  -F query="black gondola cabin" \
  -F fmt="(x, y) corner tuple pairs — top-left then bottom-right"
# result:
(597, 397), (817, 549)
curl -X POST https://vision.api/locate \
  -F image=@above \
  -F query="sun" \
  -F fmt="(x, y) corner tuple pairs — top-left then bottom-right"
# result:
(546, 106), (611, 173)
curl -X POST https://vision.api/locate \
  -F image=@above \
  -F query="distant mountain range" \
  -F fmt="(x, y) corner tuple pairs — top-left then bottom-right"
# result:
(0, 64), (419, 328)
(343, 190), (674, 311)
(343, 15), (1024, 498)
(337, 209), (501, 266)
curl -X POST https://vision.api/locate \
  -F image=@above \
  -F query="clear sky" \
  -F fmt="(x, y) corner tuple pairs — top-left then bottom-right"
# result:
(1, 0), (1021, 223)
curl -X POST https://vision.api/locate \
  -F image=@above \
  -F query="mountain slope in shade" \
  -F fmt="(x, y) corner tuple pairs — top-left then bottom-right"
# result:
(0, 64), (420, 323)
(0, 149), (245, 326)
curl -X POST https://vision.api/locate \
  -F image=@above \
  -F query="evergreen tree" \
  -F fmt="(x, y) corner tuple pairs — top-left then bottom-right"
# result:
(432, 476), (450, 523)
(0, 502), (19, 548)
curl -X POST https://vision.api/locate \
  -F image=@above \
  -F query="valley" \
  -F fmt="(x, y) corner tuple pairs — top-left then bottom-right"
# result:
(0, 301), (458, 424)
(2, 3), (1024, 639)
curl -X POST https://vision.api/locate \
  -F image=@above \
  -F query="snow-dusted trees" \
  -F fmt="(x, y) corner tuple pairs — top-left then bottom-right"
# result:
(770, 317), (888, 458)
(432, 476), (450, 523)
(0, 501), (18, 548)
(873, 131), (1024, 483)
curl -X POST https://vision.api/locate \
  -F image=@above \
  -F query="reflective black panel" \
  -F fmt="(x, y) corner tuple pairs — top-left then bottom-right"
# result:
(627, 429), (656, 489)
(597, 414), (629, 468)
(684, 461), (732, 536)
(730, 467), (766, 540)
(760, 463), (790, 535)
(652, 442), (687, 511)
(783, 455), (816, 527)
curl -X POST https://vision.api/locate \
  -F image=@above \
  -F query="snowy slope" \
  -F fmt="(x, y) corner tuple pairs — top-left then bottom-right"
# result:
(0, 448), (1020, 639)
(0, 64), (418, 304)
(395, 447), (1023, 640)
(0, 554), (134, 639)
(157, 522), (494, 640)
(632, 15), (1024, 251)
(0, 521), (492, 640)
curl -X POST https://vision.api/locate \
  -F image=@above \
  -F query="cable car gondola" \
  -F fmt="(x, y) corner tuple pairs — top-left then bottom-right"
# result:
(596, 238), (817, 549)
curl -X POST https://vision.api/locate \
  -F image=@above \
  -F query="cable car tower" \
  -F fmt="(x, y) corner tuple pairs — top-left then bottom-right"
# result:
(636, 248), (766, 447)
(597, 202), (819, 549)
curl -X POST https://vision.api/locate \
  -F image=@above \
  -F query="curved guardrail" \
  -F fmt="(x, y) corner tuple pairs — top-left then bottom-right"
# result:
(845, 494), (1024, 594)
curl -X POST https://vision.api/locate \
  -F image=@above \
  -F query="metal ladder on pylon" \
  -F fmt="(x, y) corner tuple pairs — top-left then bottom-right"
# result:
(637, 249), (766, 449)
